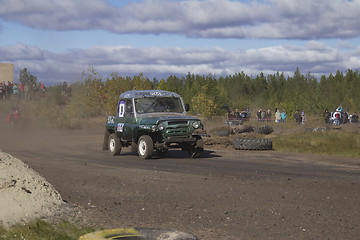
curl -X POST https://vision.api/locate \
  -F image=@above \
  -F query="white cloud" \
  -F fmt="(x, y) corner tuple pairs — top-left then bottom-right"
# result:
(1, 0), (360, 39)
(0, 41), (355, 84)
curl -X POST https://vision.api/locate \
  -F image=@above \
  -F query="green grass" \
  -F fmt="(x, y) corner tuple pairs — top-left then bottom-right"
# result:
(0, 220), (94, 240)
(273, 132), (360, 158)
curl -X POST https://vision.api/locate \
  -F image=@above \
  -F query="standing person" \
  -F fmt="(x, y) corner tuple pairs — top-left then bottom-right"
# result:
(234, 109), (241, 120)
(266, 109), (271, 121)
(301, 111), (306, 125)
(40, 82), (45, 96)
(246, 107), (251, 120)
(351, 112), (359, 123)
(257, 109), (262, 122)
(19, 83), (24, 99)
(294, 110), (302, 124)
(281, 110), (287, 123)
(275, 109), (281, 124)
(261, 109), (266, 121)
(228, 111), (234, 120)
(323, 109), (331, 124)
(333, 110), (341, 125)
(7, 81), (12, 99)
(13, 83), (19, 97)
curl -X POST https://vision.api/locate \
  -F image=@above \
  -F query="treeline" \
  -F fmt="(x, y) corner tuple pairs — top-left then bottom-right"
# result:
(47, 67), (360, 118)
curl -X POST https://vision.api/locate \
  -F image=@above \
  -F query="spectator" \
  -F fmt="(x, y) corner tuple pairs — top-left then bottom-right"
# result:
(257, 109), (262, 122)
(40, 82), (46, 96)
(266, 109), (271, 121)
(228, 111), (234, 120)
(333, 110), (341, 125)
(246, 107), (251, 120)
(301, 111), (306, 125)
(261, 109), (266, 121)
(281, 110), (287, 123)
(13, 83), (19, 96)
(240, 109), (247, 119)
(19, 83), (24, 99)
(351, 112), (359, 123)
(294, 110), (302, 124)
(275, 109), (281, 124)
(323, 109), (331, 124)
(234, 109), (241, 120)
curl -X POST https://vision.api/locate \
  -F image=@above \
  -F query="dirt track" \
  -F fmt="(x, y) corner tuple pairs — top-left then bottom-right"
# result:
(1, 118), (360, 239)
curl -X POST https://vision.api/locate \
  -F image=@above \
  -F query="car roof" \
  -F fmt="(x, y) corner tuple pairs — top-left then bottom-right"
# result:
(119, 90), (181, 99)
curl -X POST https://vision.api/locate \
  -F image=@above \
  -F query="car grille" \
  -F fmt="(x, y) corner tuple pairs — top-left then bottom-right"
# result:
(165, 120), (189, 136)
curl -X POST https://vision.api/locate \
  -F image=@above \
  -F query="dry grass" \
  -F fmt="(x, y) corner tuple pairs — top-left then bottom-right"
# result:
(202, 115), (360, 158)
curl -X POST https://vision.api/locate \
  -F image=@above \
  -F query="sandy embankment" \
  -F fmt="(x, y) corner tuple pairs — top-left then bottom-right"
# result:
(0, 151), (67, 228)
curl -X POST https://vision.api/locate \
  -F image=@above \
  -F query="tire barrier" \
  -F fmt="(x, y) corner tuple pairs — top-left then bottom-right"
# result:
(254, 125), (273, 135)
(234, 138), (273, 150)
(79, 228), (198, 240)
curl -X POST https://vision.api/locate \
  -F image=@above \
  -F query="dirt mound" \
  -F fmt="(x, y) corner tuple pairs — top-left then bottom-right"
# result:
(0, 151), (67, 227)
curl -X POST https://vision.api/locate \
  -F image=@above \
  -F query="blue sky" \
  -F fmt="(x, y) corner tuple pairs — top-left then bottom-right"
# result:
(0, 0), (360, 85)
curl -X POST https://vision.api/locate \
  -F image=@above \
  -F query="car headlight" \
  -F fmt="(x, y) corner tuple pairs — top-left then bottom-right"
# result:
(192, 121), (200, 129)
(158, 123), (165, 131)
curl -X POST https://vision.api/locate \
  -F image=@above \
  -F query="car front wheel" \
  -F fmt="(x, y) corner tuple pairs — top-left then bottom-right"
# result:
(138, 135), (154, 159)
(109, 133), (121, 155)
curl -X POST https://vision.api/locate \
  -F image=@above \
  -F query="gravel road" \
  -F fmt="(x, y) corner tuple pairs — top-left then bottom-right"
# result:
(1, 120), (360, 239)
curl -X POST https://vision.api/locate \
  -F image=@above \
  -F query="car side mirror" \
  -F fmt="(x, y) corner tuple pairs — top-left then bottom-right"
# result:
(185, 104), (190, 112)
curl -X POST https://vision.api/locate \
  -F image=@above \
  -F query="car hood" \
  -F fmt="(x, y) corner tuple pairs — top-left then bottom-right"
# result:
(138, 115), (200, 125)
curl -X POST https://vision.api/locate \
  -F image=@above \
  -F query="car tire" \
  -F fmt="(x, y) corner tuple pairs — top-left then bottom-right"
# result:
(138, 135), (154, 159)
(108, 133), (121, 155)
(254, 125), (273, 135)
(189, 135), (204, 158)
(234, 138), (272, 150)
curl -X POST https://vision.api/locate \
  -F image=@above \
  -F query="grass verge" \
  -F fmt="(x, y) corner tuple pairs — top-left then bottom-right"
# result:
(273, 131), (360, 158)
(0, 220), (94, 240)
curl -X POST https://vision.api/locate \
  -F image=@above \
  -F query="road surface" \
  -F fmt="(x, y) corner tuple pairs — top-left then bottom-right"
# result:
(1, 122), (360, 239)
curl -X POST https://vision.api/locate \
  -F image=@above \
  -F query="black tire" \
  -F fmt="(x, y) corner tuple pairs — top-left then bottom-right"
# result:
(234, 138), (272, 150)
(108, 133), (121, 155)
(254, 125), (273, 135)
(138, 135), (154, 159)
(189, 135), (204, 158)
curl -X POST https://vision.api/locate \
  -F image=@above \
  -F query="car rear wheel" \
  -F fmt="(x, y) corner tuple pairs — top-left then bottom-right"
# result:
(138, 135), (154, 159)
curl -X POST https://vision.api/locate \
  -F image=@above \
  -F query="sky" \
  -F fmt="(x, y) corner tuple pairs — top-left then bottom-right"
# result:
(0, 0), (360, 85)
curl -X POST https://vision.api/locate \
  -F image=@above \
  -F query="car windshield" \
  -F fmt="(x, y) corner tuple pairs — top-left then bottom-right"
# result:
(134, 97), (184, 114)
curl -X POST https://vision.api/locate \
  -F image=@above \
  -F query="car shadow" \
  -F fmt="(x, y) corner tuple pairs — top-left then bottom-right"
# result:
(118, 148), (221, 159)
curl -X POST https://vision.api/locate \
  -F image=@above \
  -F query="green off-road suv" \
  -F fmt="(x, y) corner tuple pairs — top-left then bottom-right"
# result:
(103, 90), (204, 159)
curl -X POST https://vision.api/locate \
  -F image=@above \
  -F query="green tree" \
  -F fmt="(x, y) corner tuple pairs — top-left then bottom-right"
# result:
(83, 67), (106, 116)
(19, 68), (37, 86)
(105, 73), (131, 115)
